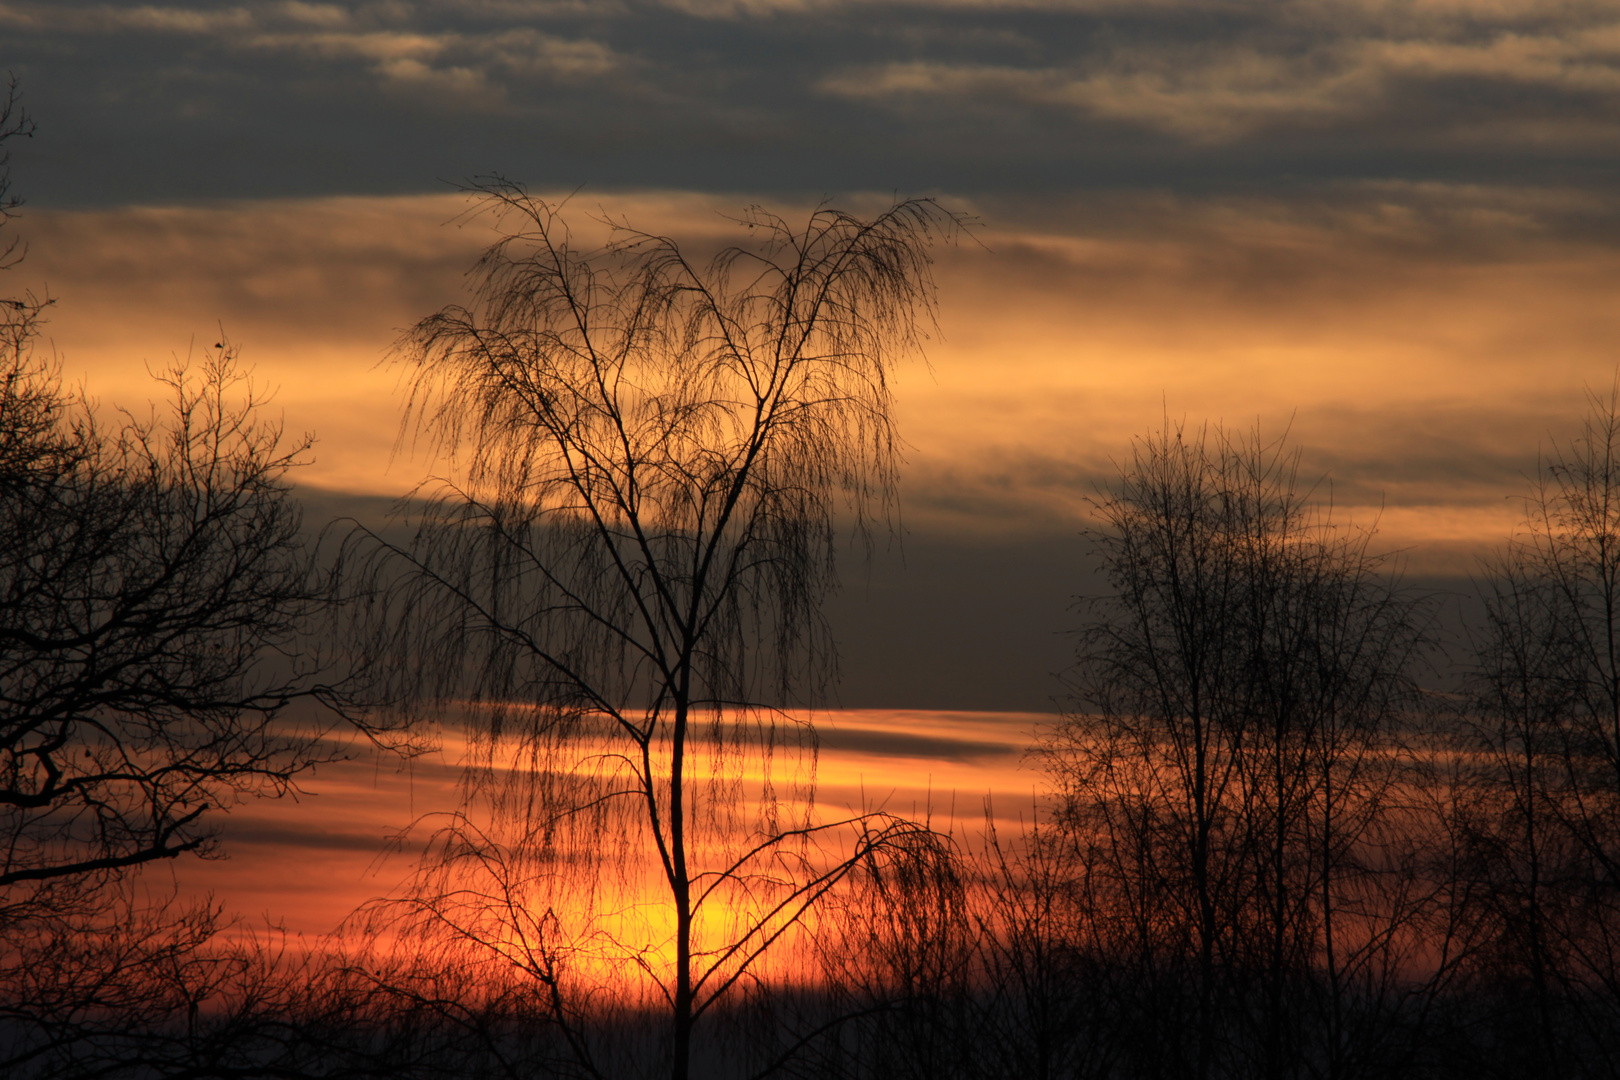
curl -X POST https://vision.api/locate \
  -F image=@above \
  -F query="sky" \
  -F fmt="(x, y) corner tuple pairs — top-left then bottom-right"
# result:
(5, 0), (1620, 715)
(181, 709), (1050, 938)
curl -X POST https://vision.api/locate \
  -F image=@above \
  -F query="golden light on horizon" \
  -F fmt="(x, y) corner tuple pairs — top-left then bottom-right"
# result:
(180, 709), (1046, 961)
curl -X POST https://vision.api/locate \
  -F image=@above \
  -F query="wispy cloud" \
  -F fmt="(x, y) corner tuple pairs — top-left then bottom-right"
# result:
(821, 11), (1620, 141)
(0, 1), (628, 111)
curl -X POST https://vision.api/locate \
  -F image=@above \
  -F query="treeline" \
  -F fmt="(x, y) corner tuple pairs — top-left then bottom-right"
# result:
(5, 91), (1620, 1078)
(807, 417), (1620, 1080)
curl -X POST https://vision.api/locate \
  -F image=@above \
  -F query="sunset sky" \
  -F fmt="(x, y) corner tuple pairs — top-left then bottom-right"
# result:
(5, 0), (1620, 929)
(8, 0), (1620, 698)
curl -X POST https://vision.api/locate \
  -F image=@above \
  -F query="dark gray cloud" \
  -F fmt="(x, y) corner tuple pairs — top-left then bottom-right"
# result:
(219, 819), (402, 851)
(4, 0), (1619, 205)
(814, 721), (1024, 760)
(825, 530), (1081, 712)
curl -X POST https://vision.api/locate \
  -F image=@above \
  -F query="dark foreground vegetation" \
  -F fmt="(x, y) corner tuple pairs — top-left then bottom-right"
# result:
(5, 85), (1620, 1079)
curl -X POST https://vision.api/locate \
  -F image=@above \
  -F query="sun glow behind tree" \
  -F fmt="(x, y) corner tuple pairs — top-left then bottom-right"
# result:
(334, 187), (969, 1079)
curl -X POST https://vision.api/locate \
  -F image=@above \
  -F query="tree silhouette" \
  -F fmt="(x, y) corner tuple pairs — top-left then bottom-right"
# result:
(0, 90), (411, 1075)
(1467, 382), (1620, 1076)
(2, 347), (375, 896)
(1047, 422), (1436, 1080)
(343, 184), (961, 1080)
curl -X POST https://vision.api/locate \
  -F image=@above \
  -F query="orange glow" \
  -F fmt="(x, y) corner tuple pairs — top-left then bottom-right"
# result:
(15, 186), (1620, 564)
(176, 709), (1050, 953)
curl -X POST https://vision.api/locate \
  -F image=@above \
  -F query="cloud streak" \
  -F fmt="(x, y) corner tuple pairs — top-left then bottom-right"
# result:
(15, 182), (1619, 556)
(821, 7), (1620, 141)
(7, 0), (1620, 202)
(1, 2), (628, 113)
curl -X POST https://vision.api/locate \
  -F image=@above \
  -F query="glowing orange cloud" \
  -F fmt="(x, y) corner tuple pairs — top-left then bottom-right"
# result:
(15, 184), (1620, 562)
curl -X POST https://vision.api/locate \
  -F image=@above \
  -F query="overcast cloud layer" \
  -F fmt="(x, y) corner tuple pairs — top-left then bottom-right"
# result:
(5, 0), (1620, 203)
(5, 2), (1620, 710)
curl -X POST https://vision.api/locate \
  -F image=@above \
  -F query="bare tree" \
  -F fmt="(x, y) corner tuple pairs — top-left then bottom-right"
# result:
(0, 93), (412, 1075)
(1045, 422), (1437, 1080)
(0, 347), (391, 905)
(0, 333), (425, 1074)
(0, 74), (400, 914)
(0, 74), (51, 486)
(0, 75), (33, 272)
(804, 815), (1123, 1080)
(1466, 382), (1620, 1076)
(343, 184), (961, 1080)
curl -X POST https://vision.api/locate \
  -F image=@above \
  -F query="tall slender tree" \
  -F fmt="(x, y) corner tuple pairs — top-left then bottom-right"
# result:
(344, 185), (960, 1080)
